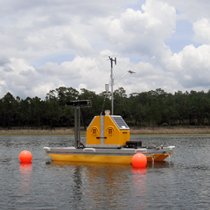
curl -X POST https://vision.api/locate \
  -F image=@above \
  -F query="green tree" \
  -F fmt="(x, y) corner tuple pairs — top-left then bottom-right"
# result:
(0, 92), (19, 127)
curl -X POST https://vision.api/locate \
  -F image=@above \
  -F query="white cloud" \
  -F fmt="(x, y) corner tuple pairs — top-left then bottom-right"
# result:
(160, 43), (210, 94)
(101, 0), (176, 57)
(193, 18), (210, 44)
(171, 45), (210, 88)
(0, 58), (38, 97)
(161, 0), (210, 21)
(1, 0), (210, 98)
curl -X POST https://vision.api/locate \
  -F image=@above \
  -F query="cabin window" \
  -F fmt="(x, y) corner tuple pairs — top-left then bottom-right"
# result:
(107, 127), (114, 136)
(92, 127), (98, 136)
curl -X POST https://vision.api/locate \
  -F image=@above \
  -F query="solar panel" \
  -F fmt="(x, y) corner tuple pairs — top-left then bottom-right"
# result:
(111, 116), (129, 129)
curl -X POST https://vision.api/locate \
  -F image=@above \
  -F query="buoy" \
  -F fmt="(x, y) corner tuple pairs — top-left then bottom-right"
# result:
(132, 153), (147, 168)
(19, 150), (32, 164)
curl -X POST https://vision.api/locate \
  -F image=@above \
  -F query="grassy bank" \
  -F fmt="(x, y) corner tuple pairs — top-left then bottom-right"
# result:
(0, 126), (210, 135)
(132, 127), (210, 135)
(0, 128), (75, 136)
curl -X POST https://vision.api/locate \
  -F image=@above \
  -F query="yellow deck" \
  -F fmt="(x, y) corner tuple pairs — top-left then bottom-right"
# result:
(47, 152), (170, 164)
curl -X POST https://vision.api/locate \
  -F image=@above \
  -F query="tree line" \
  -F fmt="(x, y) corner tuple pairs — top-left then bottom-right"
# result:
(1, 86), (210, 128)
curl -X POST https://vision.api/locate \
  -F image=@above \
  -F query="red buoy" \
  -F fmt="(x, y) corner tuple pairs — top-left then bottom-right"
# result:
(19, 150), (32, 164)
(132, 153), (147, 168)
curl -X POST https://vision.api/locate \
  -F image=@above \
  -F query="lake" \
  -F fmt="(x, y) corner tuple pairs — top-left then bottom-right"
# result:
(1, 135), (210, 210)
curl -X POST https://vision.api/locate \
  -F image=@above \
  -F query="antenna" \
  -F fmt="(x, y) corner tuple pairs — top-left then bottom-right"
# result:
(109, 56), (117, 115)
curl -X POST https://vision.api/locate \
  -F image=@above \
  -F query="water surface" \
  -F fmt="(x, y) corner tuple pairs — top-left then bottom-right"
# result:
(1, 135), (210, 209)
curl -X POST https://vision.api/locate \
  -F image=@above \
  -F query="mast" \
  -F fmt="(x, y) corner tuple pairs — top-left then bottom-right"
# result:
(67, 100), (91, 148)
(109, 56), (117, 115)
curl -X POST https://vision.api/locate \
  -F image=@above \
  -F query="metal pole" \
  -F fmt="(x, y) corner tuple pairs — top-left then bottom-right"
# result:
(109, 56), (116, 115)
(74, 106), (80, 148)
(111, 62), (114, 115)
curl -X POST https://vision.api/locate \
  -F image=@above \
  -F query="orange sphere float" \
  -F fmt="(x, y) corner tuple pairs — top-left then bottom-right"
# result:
(19, 150), (32, 164)
(131, 153), (147, 168)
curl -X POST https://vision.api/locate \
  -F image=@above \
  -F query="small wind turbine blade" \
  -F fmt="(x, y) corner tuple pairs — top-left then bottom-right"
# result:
(128, 70), (135, 74)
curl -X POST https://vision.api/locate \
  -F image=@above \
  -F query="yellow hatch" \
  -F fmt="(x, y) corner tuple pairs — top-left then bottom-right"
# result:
(86, 114), (130, 147)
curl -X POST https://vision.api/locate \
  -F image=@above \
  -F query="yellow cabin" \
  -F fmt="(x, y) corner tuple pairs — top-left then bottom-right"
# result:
(86, 114), (130, 147)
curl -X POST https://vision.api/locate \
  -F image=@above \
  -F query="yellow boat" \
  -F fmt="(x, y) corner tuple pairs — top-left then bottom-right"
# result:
(44, 58), (175, 164)
(44, 108), (175, 164)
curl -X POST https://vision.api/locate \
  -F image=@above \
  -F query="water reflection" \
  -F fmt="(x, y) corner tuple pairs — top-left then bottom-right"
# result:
(49, 162), (149, 209)
(131, 168), (147, 210)
(84, 164), (133, 209)
(72, 166), (83, 205)
(132, 168), (147, 175)
(147, 161), (174, 169)
(19, 164), (32, 194)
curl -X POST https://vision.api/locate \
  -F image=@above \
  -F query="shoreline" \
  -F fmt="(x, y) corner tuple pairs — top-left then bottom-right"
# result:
(132, 127), (210, 135)
(0, 126), (210, 136)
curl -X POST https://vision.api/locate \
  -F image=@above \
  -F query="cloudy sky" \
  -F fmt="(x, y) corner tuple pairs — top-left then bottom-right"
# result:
(1, 0), (210, 98)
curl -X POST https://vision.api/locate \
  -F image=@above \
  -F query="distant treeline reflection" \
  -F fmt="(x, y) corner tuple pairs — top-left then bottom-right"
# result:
(1, 86), (210, 128)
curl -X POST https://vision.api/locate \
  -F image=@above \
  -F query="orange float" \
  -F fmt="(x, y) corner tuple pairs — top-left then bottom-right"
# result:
(19, 150), (32, 164)
(132, 153), (147, 168)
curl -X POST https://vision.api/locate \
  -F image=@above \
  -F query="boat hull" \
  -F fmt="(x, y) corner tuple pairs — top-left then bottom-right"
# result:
(44, 146), (175, 164)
